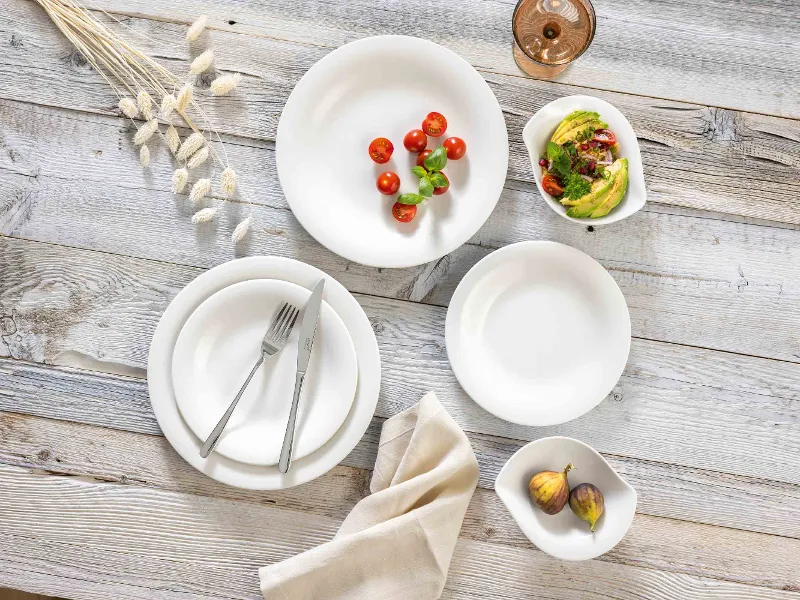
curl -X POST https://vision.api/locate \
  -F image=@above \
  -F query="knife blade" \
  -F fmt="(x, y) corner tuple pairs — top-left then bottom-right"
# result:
(296, 279), (324, 373)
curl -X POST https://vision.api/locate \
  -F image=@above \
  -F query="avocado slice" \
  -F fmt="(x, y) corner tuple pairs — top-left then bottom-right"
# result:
(590, 158), (628, 218)
(560, 177), (609, 207)
(564, 160), (625, 218)
(551, 110), (597, 141)
(552, 118), (608, 146)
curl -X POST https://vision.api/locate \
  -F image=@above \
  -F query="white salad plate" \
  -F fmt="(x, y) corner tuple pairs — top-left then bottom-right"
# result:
(445, 241), (630, 426)
(147, 257), (380, 490)
(495, 436), (637, 561)
(172, 279), (358, 467)
(276, 35), (509, 268)
(523, 95), (647, 225)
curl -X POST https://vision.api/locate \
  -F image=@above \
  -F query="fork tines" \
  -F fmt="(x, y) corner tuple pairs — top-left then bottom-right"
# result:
(268, 302), (300, 344)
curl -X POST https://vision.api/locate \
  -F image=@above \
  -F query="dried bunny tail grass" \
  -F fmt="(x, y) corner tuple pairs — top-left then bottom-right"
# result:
(172, 168), (188, 193)
(189, 49), (214, 74)
(118, 97), (138, 118)
(176, 84), (193, 112)
(220, 167), (237, 196)
(177, 132), (205, 161)
(160, 94), (176, 117)
(187, 146), (210, 169)
(192, 207), (217, 224)
(139, 144), (150, 168)
(136, 89), (154, 120)
(210, 72), (241, 96)
(231, 217), (252, 243)
(189, 178), (212, 204)
(133, 118), (159, 145)
(186, 15), (208, 41)
(165, 125), (181, 154)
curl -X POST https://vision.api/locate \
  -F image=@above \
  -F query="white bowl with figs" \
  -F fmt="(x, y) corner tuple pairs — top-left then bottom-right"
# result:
(495, 436), (637, 561)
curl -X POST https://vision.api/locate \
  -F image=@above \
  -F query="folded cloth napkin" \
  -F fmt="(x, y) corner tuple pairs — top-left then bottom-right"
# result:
(260, 392), (479, 600)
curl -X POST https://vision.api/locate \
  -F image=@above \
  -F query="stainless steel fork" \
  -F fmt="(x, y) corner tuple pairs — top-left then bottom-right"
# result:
(200, 302), (300, 458)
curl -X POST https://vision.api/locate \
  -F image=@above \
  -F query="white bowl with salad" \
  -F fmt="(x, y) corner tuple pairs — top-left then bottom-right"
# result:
(523, 95), (646, 225)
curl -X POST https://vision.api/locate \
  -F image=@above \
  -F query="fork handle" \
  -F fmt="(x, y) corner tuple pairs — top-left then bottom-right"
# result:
(200, 356), (264, 458)
(278, 371), (305, 473)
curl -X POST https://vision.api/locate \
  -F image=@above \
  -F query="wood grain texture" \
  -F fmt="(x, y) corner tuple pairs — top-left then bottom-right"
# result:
(0, 462), (797, 598)
(3, 3), (800, 224)
(38, 0), (800, 119)
(3, 360), (800, 542)
(2, 100), (800, 364)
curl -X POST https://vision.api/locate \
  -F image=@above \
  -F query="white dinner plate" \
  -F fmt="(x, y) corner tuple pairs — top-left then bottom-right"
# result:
(276, 35), (509, 268)
(147, 257), (380, 490)
(172, 279), (358, 466)
(445, 241), (630, 426)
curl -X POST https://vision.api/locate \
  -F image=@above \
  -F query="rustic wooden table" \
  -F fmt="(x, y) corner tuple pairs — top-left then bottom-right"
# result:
(1, 0), (799, 598)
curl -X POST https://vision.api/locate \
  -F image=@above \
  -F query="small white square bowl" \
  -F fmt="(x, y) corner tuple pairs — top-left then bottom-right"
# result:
(522, 95), (647, 225)
(495, 436), (637, 561)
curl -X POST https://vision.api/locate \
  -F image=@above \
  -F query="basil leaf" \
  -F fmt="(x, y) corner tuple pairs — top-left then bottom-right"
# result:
(546, 142), (571, 179)
(423, 146), (447, 172)
(410, 166), (427, 179)
(397, 193), (425, 205)
(418, 175), (434, 197)
(429, 172), (449, 188)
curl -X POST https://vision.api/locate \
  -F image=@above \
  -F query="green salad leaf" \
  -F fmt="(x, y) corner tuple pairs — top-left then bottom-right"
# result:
(410, 166), (427, 179)
(546, 142), (571, 179)
(563, 173), (591, 200)
(418, 175), (434, 197)
(429, 172), (448, 188)
(423, 146), (448, 172)
(397, 193), (425, 205)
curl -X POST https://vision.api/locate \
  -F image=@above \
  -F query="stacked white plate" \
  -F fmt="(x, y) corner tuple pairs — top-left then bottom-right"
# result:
(147, 257), (380, 490)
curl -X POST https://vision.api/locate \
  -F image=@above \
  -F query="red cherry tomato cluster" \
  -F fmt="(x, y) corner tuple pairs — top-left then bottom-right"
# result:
(368, 112), (467, 223)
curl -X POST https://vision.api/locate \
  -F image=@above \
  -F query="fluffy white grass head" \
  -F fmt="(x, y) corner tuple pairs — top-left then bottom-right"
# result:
(172, 168), (188, 193)
(231, 217), (252, 243)
(220, 167), (237, 196)
(119, 97), (138, 118)
(189, 178), (212, 204)
(192, 207), (217, 224)
(177, 132), (205, 161)
(176, 84), (193, 112)
(133, 119), (159, 146)
(160, 94), (176, 117)
(165, 125), (181, 154)
(186, 15), (208, 41)
(190, 49), (214, 75)
(187, 146), (210, 169)
(136, 89), (154, 120)
(139, 144), (150, 168)
(210, 73), (241, 96)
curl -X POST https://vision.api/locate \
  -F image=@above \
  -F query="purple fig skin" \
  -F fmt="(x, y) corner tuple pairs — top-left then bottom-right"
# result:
(569, 482), (605, 531)
(528, 463), (574, 515)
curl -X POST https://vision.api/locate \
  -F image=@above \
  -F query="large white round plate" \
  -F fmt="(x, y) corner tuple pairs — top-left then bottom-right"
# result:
(276, 35), (509, 268)
(172, 279), (358, 466)
(147, 257), (380, 490)
(445, 241), (630, 426)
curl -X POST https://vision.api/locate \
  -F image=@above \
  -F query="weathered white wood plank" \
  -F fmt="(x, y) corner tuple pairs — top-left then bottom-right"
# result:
(1, 236), (799, 487)
(2, 101), (800, 363)
(3, 3), (800, 223)
(82, 0), (800, 119)
(3, 352), (800, 542)
(0, 463), (797, 597)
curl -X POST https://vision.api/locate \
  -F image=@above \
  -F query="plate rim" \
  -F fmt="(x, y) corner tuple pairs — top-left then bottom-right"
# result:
(276, 34), (509, 269)
(445, 240), (631, 426)
(171, 277), (358, 467)
(147, 257), (380, 490)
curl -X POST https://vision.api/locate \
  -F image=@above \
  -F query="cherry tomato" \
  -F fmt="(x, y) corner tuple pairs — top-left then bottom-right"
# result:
(403, 129), (428, 153)
(433, 172), (450, 195)
(443, 137), (467, 160)
(542, 173), (564, 196)
(416, 149), (433, 168)
(368, 137), (394, 164)
(376, 171), (400, 195)
(422, 112), (447, 137)
(592, 129), (617, 146)
(392, 202), (417, 223)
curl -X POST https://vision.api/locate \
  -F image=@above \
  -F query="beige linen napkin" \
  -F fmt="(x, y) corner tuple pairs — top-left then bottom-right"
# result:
(259, 392), (479, 600)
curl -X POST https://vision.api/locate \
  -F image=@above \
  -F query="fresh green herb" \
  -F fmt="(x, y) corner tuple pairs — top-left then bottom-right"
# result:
(546, 142), (571, 179)
(397, 193), (426, 205)
(429, 172), (448, 188)
(575, 126), (596, 142)
(563, 173), (591, 200)
(565, 142), (578, 158)
(418, 175), (434, 197)
(423, 146), (447, 172)
(410, 166), (427, 179)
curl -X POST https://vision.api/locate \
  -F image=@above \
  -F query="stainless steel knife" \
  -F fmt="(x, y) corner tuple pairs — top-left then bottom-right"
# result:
(278, 278), (325, 473)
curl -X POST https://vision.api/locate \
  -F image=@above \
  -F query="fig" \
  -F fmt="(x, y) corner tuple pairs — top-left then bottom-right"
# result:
(528, 463), (574, 515)
(569, 482), (605, 531)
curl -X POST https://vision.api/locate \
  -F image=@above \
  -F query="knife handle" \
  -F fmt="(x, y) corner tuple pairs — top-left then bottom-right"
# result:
(278, 371), (305, 473)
